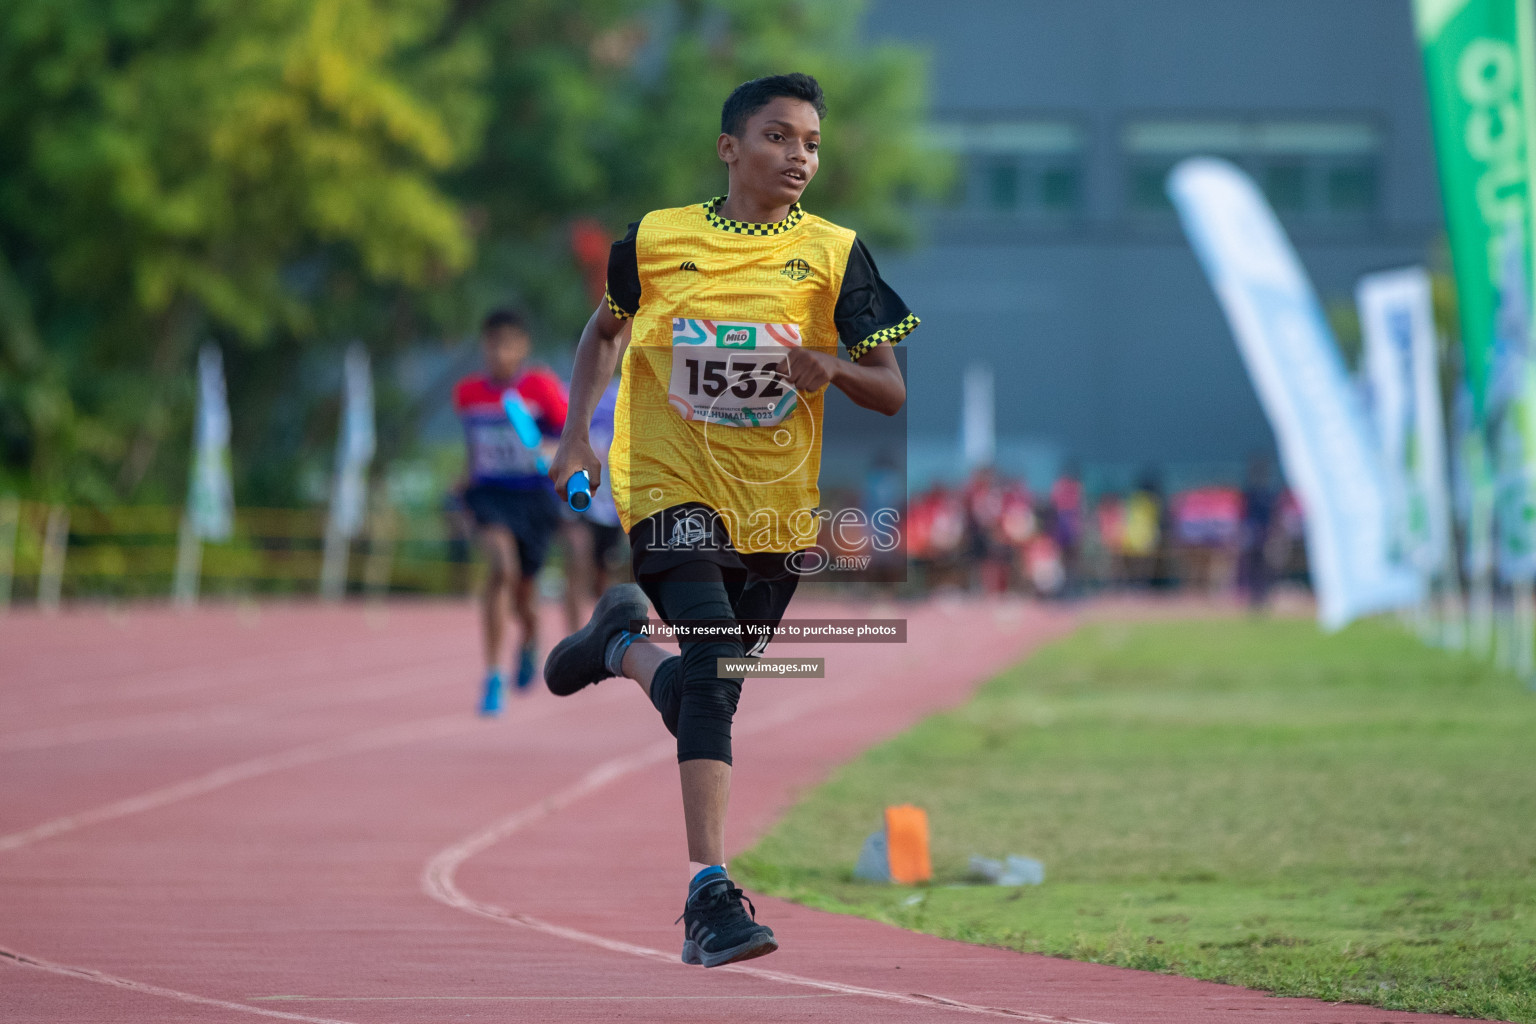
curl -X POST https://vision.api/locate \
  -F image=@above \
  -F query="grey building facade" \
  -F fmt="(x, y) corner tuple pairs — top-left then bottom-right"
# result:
(865, 0), (1444, 489)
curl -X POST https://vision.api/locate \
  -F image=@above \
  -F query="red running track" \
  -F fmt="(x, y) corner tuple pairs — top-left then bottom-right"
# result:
(0, 597), (1490, 1024)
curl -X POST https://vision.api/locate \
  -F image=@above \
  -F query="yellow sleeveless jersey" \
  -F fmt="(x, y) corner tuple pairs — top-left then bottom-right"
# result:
(604, 197), (918, 554)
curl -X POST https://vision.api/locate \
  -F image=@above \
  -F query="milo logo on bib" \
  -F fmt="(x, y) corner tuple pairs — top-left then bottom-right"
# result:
(669, 318), (802, 428)
(717, 325), (756, 349)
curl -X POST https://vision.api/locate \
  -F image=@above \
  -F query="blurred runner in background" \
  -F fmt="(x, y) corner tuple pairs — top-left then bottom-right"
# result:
(963, 466), (1009, 593)
(453, 309), (568, 715)
(1238, 454), (1279, 609)
(1122, 471), (1165, 587)
(1050, 462), (1084, 590)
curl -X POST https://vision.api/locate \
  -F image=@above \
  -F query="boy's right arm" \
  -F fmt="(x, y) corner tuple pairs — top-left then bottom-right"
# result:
(549, 303), (626, 498)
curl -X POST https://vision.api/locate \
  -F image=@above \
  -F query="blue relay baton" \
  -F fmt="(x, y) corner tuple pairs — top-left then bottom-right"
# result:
(501, 391), (548, 475)
(566, 469), (592, 512)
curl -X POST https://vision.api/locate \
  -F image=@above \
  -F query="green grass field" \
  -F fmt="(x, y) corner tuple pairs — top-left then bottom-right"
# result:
(736, 616), (1536, 1021)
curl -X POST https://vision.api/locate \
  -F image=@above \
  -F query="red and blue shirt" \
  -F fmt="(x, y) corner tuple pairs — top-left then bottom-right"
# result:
(454, 369), (568, 489)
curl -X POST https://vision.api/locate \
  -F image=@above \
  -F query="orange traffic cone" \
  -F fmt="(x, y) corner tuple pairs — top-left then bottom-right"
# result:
(884, 804), (931, 885)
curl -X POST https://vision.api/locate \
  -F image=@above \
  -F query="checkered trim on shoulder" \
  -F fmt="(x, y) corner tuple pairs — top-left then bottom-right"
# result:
(848, 313), (920, 361)
(703, 196), (805, 236)
(604, 288), (633, 320)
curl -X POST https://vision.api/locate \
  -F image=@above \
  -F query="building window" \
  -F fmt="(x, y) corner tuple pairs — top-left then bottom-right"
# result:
(1326, 165), (1377, 212)
(926, 120), (1085, 221)
(1262, 162), (1308, 213)
(1122, 119), (1382, 224)
(1130, 161), (1178, 212)
(984, 158), (1020, 210)
(1040, 166), (1080, 211)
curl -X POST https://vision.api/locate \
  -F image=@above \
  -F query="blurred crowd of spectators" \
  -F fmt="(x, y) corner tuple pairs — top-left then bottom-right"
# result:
(898, 459), (1306, 602)
(444, 455), (1308, 604)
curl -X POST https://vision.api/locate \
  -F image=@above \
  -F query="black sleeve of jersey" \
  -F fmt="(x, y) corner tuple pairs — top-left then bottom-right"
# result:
(834, 238), (920, 361)
(605, 221), (641, 319)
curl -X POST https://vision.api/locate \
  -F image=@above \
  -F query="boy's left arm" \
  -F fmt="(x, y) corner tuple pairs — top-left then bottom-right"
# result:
(781, 237), (916, 416)
(783, 344), (905, 415)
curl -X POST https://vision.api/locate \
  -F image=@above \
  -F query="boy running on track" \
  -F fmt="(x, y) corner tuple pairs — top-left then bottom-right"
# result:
(544, 73), (917, 967)
(453, 309), (569, 715)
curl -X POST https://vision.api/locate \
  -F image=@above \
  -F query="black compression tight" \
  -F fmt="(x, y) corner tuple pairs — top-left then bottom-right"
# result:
(642, 572), (744, 766)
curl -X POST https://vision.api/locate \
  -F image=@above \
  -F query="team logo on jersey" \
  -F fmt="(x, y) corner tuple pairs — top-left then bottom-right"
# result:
(716, 325), (757, 349)
(679, 261), (699, 271)
(781, 258), (811, 282)
(669, 515), (710, 548)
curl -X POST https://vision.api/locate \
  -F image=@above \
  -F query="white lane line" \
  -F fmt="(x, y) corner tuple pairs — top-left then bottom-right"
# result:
(0, 677), (625, 1022)
(3, 631), (453, 716)
(0, 947), (360, 1024)
(0, 692), (593, 854)
(0, 713), (474, 852)
(422, 685), (1113, 1024)
(0, 687), (613, 1019)
(0, 707), (255, 752)
(0, 655), (462, 753)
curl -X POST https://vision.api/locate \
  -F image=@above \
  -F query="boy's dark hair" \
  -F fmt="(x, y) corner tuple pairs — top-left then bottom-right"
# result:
(721, 73), (826, 137)
(480, 308), (527, 336)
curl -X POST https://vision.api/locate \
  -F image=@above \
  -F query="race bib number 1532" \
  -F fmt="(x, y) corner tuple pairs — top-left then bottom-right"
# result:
(667, 319), (802, 428)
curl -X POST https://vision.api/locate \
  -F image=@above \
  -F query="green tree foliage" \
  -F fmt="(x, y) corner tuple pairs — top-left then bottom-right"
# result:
(0, 0), (485, 501)
(447, 0), (941, 333)
(0, 0), (938, 505)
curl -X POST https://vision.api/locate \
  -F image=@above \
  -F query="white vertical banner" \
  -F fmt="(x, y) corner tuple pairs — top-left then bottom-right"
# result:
(1490, 218), (1536, 584)
(37, 504), (68, 612)
(0, 496), (18, 612)
(1356, 267), (1453, 581)
(1455, 383), (1497, 654)
(1169, 157), (1422, 629)
(189, 345), (235, 541)
(960, 362), (995, 470)
(175, 344), (235, 605)
(331, 342), (376, 539)
(1489, 219), (1536, 674)
(321, 343), (375, 600)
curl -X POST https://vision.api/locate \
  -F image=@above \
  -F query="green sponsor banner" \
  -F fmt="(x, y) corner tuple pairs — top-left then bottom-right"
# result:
(1417, 0), (1536, 578)
(1414, 0), (1536, 419)
(1413, 1), (1536, 417)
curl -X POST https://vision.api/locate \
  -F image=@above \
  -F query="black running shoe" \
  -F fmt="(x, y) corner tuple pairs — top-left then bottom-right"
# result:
(543, 584), (649, 696)
(677, 874), (778, 968)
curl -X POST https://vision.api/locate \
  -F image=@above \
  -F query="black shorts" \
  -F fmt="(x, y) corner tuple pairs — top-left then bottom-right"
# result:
(463, 484), (559, 576)
(628, 503), (802, 656)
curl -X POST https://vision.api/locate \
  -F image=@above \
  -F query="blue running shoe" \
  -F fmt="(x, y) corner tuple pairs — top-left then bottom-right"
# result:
(514, 646), (537, 692)
(479, 670), (506, 716)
